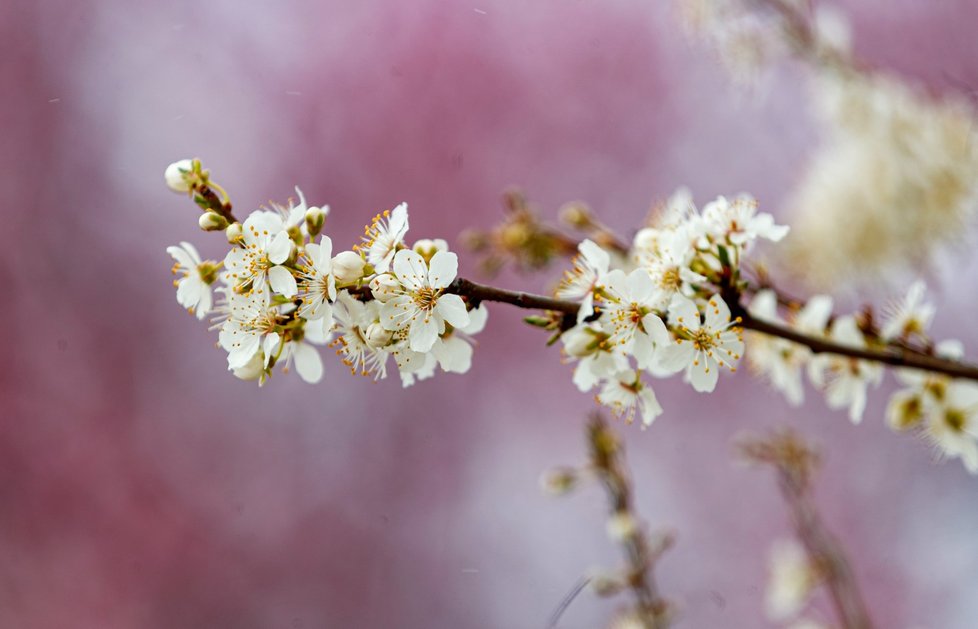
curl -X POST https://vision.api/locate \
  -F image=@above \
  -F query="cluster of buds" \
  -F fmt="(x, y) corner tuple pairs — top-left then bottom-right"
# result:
(165, 160), (487, 386)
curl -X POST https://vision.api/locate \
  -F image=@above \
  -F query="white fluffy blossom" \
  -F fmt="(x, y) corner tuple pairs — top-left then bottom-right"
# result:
(765, 539), (818, 622)
(809, 316), (883, 423)
(556, 239), (611, 323)
(296, 236), (336, 323)
(879, 280), (934, 342)
(224, 210), (297, 297)
(379, 249), (470, 353)
(661, 294), (744, 393)
(746, 290), (806, 405)
(361, 202), (409, 273)
(596, 370), (663, 427)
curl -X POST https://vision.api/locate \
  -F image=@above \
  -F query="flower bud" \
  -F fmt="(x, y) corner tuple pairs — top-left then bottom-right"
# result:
(232, 351), (265, 381)
(332, 250), (366, 284)
(164, 159), (194, 193)
(562, 326), (599, 358)
(199, 211), (228, 232)
(369, 273), (399, 303)
(539, 467), (579, 496)
(632, 227), (661, 254)
(364, 322), (394, 349)
(225, 222), (244, 244)
(559, 201), (593, 229)
(412, 238), (448, 263)
(305, 206), (327, 237)
(606, 511), (638, 542)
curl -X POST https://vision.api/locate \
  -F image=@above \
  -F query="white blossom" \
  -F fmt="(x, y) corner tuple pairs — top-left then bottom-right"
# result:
(380, 249), (470, 353)
(331, 291), (389, 380)
(596, 370), (663, 427)
(661, 294), (744, 393)
(765, 539), (818, 622)
(562, 323), (629, 392)
(702, 194), (789, 247)
(642, 230), (707, 307)
(164, 159), (194, 193)
(600, 268), (671, 370)
(362, 202), (409, 273)
(809, 316), (883, 423)
(224, 210), (297, 297)
(556, 239), (611, 323)
(922, 380), (978, 474)
(747, 290), (806, 405)
(879, 280), (934, 341)
(218, 288), (282, 372)
(166, 241), (216, 320)
(296, 236), (336, 322)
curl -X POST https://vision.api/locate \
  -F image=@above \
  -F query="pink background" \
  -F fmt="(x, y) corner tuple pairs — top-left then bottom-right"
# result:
(3, 1), (978, 627)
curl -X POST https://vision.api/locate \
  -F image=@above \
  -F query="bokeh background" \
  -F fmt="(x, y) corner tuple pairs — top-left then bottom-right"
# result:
(3, 1), (978, 627)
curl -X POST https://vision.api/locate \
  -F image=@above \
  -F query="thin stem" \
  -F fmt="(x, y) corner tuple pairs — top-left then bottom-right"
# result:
(439, 277), (978, 383)
(587, 413), (670, 628)
(741, 430), (874, 629)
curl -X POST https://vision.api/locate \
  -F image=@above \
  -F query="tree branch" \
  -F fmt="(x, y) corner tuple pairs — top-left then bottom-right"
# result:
(437, 277), (978, 383)
(741, 430), (874, 629)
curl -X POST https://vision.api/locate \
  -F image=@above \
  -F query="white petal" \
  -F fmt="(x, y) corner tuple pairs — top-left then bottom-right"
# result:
(579, 239), (610, 273)
(668, 294), (701, 331)
(263, 333), (281, 367)
(227, 334), (261, 370)
(409, 316), (440, 352)
(268, 265), (298, 298)
(639, 388), (663, 427)
(436, 294), (470, 328)
(433, 336), (473, 373)
(392, 249), (428, 290)
(195, 284), (212, 319)
(461, 304), (488, 334)
(576, 292), (594, 324)
(656, 342), (695, 375)
(704, 295), (732, 329)
(642, 313), (669, 347)
(317, 236), (333, 270)
(293, 343), (324, 384)
(380, 297), (414, 331)
(267, 231), (293, 264)
(167, 245), (196, 270)
(688, 355), (719, 393)
(427, 251), (458, 289)
(625, 268), (655, 303)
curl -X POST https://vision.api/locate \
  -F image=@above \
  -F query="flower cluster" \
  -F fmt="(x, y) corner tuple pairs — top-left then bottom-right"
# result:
(165, 160), (978, 475)
(165, 165), (487, 386)
(557, 189), (787, 426)
(748, 281), (978, 474)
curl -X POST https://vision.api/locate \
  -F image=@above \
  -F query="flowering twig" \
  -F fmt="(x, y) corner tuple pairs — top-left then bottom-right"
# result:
(587, 413), (672, 627)
(545, 413), (672, 628)
(407, 277), (978, 383)
(740, 429), (874, 629)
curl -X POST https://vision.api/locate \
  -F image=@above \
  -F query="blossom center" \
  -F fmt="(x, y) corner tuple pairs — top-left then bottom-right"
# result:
(659, 267), (682, 291)
(691, 329), (717, 351)
(413, 286), (440, 311)
(945, 409), (967, 433)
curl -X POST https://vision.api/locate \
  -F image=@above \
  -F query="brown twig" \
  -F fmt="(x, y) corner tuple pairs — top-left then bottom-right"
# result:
(740, 430), (874, 629)
(437, 277), (978, 383)
(587, 413), (672, 628)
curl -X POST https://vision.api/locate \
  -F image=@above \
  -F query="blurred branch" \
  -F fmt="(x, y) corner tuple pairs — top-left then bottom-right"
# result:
(740, 429), (874, 629)
(586, 413), (672, 628)
(546, 413), (672, 628)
